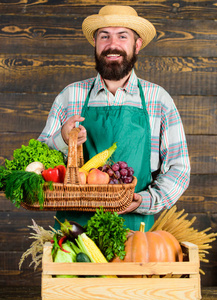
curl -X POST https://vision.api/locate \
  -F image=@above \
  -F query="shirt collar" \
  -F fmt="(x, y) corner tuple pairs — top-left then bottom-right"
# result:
(92, 69), (139, 96)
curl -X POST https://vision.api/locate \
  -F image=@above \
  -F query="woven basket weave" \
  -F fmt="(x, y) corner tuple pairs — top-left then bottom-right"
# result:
(21, 128), (137, 211)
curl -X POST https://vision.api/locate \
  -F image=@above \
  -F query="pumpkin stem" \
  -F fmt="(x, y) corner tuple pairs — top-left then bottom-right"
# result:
(139, 222), (145, 232)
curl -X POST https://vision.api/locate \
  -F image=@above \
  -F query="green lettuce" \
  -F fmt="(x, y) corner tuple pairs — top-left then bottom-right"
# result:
(5, 139), (65, 171)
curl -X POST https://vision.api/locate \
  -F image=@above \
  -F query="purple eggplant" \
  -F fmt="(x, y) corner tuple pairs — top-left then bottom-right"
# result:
(54, 216), (84, 240)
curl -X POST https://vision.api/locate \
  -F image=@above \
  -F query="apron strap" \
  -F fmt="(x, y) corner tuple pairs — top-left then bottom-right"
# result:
(138, 80), (147, 113)
(82, 79), (96, 112)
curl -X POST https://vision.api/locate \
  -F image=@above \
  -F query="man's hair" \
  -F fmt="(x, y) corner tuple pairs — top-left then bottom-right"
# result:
(94, 28), (140, 43)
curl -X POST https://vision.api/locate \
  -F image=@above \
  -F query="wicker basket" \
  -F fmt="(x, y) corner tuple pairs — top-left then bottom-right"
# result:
(21, 128), (137, 211)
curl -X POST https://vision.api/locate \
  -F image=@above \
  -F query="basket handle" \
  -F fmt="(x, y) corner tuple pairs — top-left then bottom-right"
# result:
(64, 128), (83, 186)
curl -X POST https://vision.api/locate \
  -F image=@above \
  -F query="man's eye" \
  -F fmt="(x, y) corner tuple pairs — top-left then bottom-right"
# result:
(101, 35), (108, 39)
(120, 35), (127, 39)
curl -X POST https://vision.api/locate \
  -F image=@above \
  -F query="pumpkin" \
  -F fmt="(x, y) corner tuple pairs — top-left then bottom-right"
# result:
(112, 222), (183, 264)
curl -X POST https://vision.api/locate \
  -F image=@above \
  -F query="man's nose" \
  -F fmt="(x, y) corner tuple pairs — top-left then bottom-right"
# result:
(108, 36), (119, 48)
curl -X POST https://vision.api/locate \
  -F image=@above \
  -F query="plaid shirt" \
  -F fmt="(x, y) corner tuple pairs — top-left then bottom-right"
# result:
(38, 70), (190, 215)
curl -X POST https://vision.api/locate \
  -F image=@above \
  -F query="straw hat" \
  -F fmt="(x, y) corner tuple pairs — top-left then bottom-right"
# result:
(82, 5), (156, 49)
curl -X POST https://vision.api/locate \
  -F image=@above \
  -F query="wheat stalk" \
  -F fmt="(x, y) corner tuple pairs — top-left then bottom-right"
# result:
(19, 219), (60, 270)
(150, 206), (217, 270)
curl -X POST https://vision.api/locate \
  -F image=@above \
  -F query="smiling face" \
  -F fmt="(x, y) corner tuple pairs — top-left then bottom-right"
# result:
(94, 27), (142, 81)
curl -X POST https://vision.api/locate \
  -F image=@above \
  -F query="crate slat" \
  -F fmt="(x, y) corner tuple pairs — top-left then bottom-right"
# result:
(42, 277), (200, 300)
(43, 261), (199, 276)
(41, 241), (201, 300)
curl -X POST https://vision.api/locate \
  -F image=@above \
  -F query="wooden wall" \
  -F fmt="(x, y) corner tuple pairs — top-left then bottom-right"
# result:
(0, 0), (217, 288)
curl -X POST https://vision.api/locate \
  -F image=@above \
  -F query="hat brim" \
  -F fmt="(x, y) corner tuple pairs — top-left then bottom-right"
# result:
(82, 14), (156, 49)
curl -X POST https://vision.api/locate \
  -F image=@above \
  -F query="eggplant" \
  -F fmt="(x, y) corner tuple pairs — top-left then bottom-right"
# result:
(54, 216), (84, 240)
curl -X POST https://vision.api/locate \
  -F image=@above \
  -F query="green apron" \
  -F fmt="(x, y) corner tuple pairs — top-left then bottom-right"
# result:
(55, 79), (154, 232)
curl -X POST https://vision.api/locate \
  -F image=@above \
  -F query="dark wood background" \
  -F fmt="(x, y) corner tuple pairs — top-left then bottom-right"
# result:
(0, 0), (217, 289)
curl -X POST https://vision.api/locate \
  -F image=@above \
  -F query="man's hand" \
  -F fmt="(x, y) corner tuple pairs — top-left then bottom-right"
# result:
(61, 115), (87, 145)
(117, 193), (142, 215)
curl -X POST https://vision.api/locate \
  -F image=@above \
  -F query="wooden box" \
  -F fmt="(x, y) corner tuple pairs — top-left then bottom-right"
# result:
(42, 241), (201, 300)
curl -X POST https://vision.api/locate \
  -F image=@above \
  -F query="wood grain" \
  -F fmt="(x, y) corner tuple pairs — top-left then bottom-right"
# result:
(1, 55), (216, 95)
(0, 286), (216, 300)
(1, 174), (217, 212)
(1, 15), (217, 56)
(0, 94), (217, 135)
(0, 0), (217, 291)
(0, 212), (216, 287)
(0, 0), (216, 20)
(41, 242), (201, 300)
(0, 132), (216, 174)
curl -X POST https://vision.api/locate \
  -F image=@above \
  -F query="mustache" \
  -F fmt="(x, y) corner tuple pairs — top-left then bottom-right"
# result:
(100, 49), (127, 57)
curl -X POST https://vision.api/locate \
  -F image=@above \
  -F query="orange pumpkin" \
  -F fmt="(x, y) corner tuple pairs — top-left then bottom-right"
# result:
(112, 223), (183, 263)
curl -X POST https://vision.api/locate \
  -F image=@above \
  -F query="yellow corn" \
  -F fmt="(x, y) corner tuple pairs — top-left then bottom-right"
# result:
(81, 233), (107, 263)
(81, 143), (117, 172)
(79, 233), (117, 278)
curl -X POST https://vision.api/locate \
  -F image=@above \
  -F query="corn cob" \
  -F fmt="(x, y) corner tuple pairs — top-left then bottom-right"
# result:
(80, 142), (117, 172)
(76, 233), (117, 278)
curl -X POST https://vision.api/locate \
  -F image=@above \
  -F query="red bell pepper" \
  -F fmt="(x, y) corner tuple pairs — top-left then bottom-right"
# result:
(42, 165), (66, 183)
(56, 165), (66, 183)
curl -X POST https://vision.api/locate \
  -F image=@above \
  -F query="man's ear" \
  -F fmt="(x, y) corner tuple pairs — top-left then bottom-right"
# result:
(135, 38), (143, 54)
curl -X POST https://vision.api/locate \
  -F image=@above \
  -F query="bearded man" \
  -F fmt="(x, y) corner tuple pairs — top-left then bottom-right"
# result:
(38, 5), (190, 232)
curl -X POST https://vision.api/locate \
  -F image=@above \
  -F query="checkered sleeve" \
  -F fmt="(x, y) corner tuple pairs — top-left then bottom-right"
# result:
(38, 92), (70, 156)
(38, 79), (93, 156)
(134, 87), (190, 214)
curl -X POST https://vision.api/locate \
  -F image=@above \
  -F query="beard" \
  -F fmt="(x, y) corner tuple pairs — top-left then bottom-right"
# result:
(95, 45), (138, 81)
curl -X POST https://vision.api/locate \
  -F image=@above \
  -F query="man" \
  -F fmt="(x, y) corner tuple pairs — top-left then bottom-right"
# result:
(38, 5), (190, 231)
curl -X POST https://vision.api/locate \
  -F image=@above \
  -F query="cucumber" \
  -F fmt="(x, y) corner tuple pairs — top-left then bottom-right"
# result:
(76, 252), (91, 263)
(76, 252), (97, 277)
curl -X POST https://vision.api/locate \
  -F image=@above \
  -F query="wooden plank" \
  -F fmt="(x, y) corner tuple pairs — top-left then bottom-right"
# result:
(0, 54), (95, 94)
(0, 132), (39, 166)
(1, 248), (215, 289)
(0, 287), (41, 299)
(1, 55), (216, 95)
(136, 56), (217, 96)
(0, 93), (52, 133)
(183, 242), (201, 299)
(1, 132), (217, 174)
(0, 210), (55, 251)
(0, 214), (216, 287)
(0, 286), (215, 300)
(0, 0), (216, 293)
(43, 243), (201, 300)
(42, 241), (199, 276)
(1, 175), (216, 211)
(43, 261), (198, 275)
(1, 174), (217, 213)
(0, 94), (216, 135)
(42, 241), (201, 300)
(42, 277), (200, 300)
(186, 135), (217, 175)
(202, 287), (217, 300)
(1, 15), (217, 56)
(0, 0), (216, 20)
(173, 96), (217, 135)
(0, 210), (216, 251)
(178, 175), (217, 213)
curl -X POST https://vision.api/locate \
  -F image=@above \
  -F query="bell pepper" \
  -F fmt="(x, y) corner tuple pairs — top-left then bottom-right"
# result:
(56, 165), (66, 183)
(42, 165), (66, 183)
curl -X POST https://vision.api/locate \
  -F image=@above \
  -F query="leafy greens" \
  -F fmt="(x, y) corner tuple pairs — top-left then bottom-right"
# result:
(0, 167), (50, 209)
(85, 208), (129, 261)
(5, 139), (65, 171)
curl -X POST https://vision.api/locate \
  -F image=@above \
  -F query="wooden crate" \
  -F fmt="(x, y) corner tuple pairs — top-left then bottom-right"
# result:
(42, 241), (201, 300)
